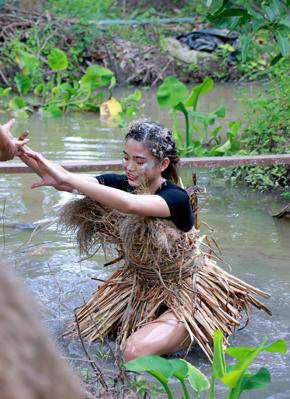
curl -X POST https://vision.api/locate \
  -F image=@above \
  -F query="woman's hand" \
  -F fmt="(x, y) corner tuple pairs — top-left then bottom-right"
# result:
(0, 119), (29, 161)
(20, 149), (74, 191)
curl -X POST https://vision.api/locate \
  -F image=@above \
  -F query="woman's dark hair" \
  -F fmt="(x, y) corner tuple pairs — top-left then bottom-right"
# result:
(125, 120), (180, 184)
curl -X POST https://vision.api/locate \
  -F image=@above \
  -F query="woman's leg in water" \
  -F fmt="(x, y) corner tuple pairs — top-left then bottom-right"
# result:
(122, 311), (190, 362)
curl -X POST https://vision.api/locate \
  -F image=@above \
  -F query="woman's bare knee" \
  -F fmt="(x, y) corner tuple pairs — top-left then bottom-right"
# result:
(123, 336), (147, 362)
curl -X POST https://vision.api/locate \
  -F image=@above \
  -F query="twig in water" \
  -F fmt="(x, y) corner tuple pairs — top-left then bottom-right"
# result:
(74, 311), (108, 390)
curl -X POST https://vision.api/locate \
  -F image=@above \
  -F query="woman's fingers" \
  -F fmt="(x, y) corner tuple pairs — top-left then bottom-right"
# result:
(31, 180), (47, 189)
(1, 119), (16, 136)
(18, 131), (29, 141)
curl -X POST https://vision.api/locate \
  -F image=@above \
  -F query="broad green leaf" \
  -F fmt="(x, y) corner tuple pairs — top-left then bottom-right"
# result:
(124, 355), (173, 380)
(226, 347), (256, 361)
(15, 74), (32, 94)
(212, 329), (226, 379)
(40, 104), (63, 118)
(240, 367), (271, 391)
(221, 370), (242, 387)
(48, 48), (68, 71)
(264, 339), (287, 353)
(9, 96), (26, 111)
(80, 65), (114, 92)
(168, 359), (188, 380)
(157, 76), (188, 108)
(184, 361), (210, 392)
(185, 77), (213, 111)
(16, 49), (39, 75)
(0, 87), (11, 96)
(206, 0), (213, 7)
(275, 30), (289, 56)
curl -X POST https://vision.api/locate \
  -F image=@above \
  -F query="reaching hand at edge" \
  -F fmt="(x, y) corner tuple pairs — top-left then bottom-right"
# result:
(0, 119), (29, 161)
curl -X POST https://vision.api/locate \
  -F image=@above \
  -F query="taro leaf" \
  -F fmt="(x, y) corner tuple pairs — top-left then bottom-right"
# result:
(16, 50), (39, 76)
(240, 368), (271, 391)
(124, 355), (173, 381)
(185, 77), (213, 111)
(168, 359), (188, 380)
(48, 48), (68, 71)
(212, 329), (226, 379)
(40, 104), (63, 118)
(80, 65), (114, 92)
(15, 74), (32, 94)
(184, 360), (210, 392)
(226, 347), (256, 361)
(263, 339), (287, 353)
(222, 339), (286, 388)
(157, 76), (189, 108)
(9, 96), (26, 111)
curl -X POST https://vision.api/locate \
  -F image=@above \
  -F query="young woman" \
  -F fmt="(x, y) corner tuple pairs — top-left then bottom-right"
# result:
(1, 119), (195, 361)
(1, 118), (270, 362)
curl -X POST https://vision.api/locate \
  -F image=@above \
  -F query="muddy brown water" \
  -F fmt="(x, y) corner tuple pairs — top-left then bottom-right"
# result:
(0, 83), (289, 398)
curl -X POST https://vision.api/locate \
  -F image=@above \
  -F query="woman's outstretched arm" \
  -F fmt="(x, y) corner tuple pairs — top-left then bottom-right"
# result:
(24, 150), (171, 218)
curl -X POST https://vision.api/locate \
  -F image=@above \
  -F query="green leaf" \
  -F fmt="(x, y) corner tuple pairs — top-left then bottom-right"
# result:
(0, 87), (11, 96)
(168, 359), (188, 380)
(242, 21), (267, 62)
(16, 49), (39, 76)
(214, 105), (226, 118)
(226, 347), (256, 361)
(264, 339), (287, 353)
(212, 330), (226, 379)
(48, 48), (68, 71)
(212, 8), (250, 18)
(9, 96), (26, 111)
(185, 77), (213, 111)
(40, 104), (63, 118)
(279, 16), (290, 28)
(240, 368), (271, 391)
(263, 5), (277, 21)
(184, 361), (210, 392)
(80, 65), (114, 92)
(206, 0), (213, 7)
(124, 355), (173, 380)
(15, 74), (32, 94)
(157, 76), (189, 108)
(275, 30), (289, 56)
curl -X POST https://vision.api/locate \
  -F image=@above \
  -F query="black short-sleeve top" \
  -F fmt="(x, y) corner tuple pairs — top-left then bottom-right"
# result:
(96, 173), (194, 232)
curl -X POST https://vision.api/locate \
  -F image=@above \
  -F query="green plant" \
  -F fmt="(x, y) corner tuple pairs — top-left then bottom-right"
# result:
(124, 355), (209, 398)
(205, 0), (289, 65)
(226, 60), (289, 192)
(123, 331), (287, 398)
(156, 76), (241, 157)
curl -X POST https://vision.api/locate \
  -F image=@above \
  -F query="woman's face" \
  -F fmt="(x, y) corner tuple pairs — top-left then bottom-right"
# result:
(123, 139), (163, 188)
